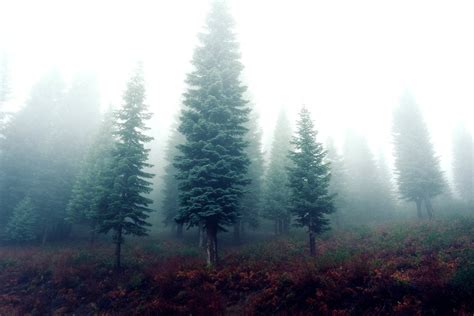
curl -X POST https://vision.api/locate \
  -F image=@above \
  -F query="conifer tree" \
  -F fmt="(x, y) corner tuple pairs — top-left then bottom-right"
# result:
(452, 125), (473, 205)
(96, 64), (154, 270)
(287, 108), (334, 256)
(325, 138), (347, 227)
(234, 107), (264, 242)
(375, 151), (397, 219)
(175, 1), (250, 267)
(161, 115), (185, 238)
(262, 109), (293, 234)
(4, 197), (38, 243)
(392, 92), (444, 219)
(343, 131), (390, 224)
(67, 111), (115, 244)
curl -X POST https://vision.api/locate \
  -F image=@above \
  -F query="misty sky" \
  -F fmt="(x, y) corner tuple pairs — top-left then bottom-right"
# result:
(1, 0), (473, 183)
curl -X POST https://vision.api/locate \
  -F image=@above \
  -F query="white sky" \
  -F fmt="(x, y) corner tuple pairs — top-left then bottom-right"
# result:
(1, 0), (473, 183)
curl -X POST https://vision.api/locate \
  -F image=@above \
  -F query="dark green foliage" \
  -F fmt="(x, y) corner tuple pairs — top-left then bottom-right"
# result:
(262, 109), (293, 234)
(392, 92), (444, 219)
(452, 125), (473, 204)
(175, 1), (250, 265)
(287, 108), (334, 255)
(95, 63), (154, 269)
(4, 197), (38, 242)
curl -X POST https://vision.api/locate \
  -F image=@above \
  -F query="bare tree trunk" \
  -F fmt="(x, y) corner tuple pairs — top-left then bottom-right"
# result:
(415, 198), (423, 219)
(233, 220), (241, 244)
(176, 223), (184, 239)
(206, 225), (218, 267)
(309, 231), (316, 257)
(115, 228), (122, 271)
(424, 197), (434, 219)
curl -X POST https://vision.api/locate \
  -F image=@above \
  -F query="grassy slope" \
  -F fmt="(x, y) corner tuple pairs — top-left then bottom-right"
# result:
(0, 217), (473, 315)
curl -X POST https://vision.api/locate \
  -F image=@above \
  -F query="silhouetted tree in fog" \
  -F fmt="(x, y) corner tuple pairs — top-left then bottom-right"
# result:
(343, 131), (389, 224)
(161, 114), (185, 238)
(392, 92), (444, 219)
(175, 1), (250, 267)
(452, 125), (473, 205)
(287, 107), (334, 256)
(325, 138), (348, 227)
(234, 106), (264, 242)
(262, 109), (293, 234)
(67, 111), (115, 245)
(95, 64), (154, 270)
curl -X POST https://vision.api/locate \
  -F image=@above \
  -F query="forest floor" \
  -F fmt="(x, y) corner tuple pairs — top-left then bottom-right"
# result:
(0, 217), (473, 315)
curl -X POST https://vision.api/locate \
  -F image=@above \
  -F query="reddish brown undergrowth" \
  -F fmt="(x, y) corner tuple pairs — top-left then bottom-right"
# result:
(0, 218), (473, 315)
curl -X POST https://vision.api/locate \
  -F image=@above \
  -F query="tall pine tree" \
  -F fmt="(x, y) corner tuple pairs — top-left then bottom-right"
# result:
(287, 108), (334, 256)
(96, 64), (154, 270)
(262, 109), (293, 234)
(175, 1), (250, 267)
(392, 92), (444, 219)
(325, 137), (348, 227)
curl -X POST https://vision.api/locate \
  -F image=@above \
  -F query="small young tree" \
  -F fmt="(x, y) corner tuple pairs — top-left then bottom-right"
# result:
(4, 197), (38, 243)
(287, 108), (334, 256)
(96, 64), (154, 270)
(175, 1), (250, 267)
(392, 92), (444, 219)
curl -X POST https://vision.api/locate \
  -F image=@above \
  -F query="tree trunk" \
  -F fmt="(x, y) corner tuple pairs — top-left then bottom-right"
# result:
(115, 228), (122, 271)
(233, 220), (241, 244)
(176, 223), (184, 239)
(309, 231), (316, 257)
(424, 197), (434, 219)
(278, 220), (283, 235)
(415, 198), (423, 219)
(274, 220), (278, 235)
(206, 225), (218, 267)
(283, 216), (290, 234)
(198, 224), (207, 248)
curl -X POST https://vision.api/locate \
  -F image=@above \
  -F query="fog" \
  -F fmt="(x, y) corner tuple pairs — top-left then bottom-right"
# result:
(1, 1), (474, 313)
(2, 0), (473, 182)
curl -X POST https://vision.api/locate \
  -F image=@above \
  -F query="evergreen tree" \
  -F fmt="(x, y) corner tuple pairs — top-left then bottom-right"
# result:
(0, 70), (67, 241)
(0, 70), (102, 241)
(392, 92), (444, 219)
(452, 125), (473, 205)
(325, 137), (348, 227)
(342, 131), (383, 224)
(375, 151), (397, 219)
(161, 114), (185, 238)
(175, 1), (250, 267)
(96, 64), (154, 270)
(4, 197), (38, 243)
(287, 108), (334, 256)
(67, 111), (115, 244)
(234, 106), (264, 242)
(262, 109), (293, 234)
